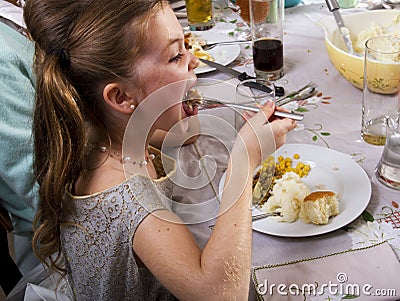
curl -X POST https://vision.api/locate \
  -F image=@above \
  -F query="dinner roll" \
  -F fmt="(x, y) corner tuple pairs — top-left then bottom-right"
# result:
(300, 191), (339, 225)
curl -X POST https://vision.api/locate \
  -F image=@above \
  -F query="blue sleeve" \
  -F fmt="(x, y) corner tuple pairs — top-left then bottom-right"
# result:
(0, 22), (38, 235)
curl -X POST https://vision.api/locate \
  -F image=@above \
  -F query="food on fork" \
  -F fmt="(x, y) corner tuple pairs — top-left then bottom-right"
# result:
(184, 32), (214, 63)
(184, 89), (203, 110)
(300, 191), (339, 225)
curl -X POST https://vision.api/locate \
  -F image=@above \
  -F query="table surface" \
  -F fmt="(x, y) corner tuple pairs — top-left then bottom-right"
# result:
(173, 2), (400, 300)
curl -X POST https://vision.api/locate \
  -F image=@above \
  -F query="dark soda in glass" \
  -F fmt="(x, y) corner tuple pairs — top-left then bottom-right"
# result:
(253, 38), (283, 73)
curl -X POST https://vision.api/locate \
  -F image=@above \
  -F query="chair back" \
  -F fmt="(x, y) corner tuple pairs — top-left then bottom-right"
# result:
(0, 203), (13, 232)
(0, 202), (23, 296)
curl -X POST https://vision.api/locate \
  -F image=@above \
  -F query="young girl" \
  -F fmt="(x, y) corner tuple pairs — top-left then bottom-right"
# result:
(23, 0), (296, 299)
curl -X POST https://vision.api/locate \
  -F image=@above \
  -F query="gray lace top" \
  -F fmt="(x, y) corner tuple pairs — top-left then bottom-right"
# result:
(60, 151), (177, 301)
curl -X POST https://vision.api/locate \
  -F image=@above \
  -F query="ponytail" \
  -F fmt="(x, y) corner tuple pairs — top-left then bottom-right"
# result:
(32, 47), (87, 272)
(24, 0), (165, 273)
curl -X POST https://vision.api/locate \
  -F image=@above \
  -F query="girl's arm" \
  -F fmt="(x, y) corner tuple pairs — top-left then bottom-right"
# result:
(134, 102), (296, 300)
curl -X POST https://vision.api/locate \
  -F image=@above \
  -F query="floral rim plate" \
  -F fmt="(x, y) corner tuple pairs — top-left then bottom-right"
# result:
(191, 31), (241, 75)
(218, 143), (372, 237)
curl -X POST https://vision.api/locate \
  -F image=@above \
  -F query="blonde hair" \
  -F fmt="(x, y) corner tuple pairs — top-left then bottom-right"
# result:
(24, 0), (164, 273)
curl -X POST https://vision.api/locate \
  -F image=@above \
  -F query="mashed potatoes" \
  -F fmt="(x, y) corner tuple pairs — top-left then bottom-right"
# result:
(260, 172), (311, 222)
(353, 15), (400, 56)
(259, 172), (339, 225)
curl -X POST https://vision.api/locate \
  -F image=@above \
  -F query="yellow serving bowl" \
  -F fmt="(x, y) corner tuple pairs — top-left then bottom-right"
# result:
(318, 10), (400, 90)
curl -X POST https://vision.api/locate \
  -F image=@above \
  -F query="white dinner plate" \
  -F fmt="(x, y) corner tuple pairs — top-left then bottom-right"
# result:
(218, 143), (372, 237)
(190, 31), (241, 75)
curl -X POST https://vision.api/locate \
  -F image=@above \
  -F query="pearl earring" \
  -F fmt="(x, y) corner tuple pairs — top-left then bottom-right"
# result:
(129, 104), (135, 110)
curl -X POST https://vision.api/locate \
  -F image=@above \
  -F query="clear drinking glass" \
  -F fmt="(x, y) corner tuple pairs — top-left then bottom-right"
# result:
(232, 0), (252, 40)
(185, 0), (214, 31)
(375, 113), (400, 190)
(235, 79), (276, 131)
(362, 36), (400, 146)
(249, 0), (284, 81)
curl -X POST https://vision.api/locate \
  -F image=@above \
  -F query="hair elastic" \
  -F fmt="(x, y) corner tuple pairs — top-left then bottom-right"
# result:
(50, 47), (71, 69)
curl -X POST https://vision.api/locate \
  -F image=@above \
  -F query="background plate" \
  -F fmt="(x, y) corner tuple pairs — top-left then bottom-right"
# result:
(190, 31), (241, 75)
(218, 143), (372, 237)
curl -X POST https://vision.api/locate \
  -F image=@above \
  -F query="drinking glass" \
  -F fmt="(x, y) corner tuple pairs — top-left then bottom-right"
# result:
(362, 36), (400, 146)
(235, 79), (276, 131)
(375, 113), (400, 190)
(249, 0), (284, 81)
(233, 0), (252, 40)
(185, 0), (214, 31)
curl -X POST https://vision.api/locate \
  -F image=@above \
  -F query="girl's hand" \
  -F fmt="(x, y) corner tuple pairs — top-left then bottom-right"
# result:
(234, 101), (296, 170)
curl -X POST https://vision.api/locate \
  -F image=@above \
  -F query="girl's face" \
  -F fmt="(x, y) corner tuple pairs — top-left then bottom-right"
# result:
(132, 5), (200, 131)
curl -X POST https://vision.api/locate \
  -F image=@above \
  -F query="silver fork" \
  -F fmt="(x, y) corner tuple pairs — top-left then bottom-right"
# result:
(275, 82), (318, 107)
(202, 40), (251, 51)
(185, 96), (304, 121)
(208, 212), (280, 230)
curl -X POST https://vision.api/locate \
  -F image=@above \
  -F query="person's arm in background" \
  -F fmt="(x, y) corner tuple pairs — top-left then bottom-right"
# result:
(0, 13), (40, 274)
(0, 7), (37, 235)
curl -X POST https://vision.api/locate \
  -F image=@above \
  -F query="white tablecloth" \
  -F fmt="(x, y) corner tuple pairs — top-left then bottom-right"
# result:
(174, 3), (400, 300)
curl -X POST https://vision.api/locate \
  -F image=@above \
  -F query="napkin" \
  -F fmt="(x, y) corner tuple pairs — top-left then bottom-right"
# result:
(252, 242), (400, 300)
(23, 284), (72, 301)
(7, 261), (74, 301)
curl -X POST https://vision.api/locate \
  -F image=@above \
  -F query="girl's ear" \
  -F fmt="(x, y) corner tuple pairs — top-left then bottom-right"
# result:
(103, 83), (136, 114)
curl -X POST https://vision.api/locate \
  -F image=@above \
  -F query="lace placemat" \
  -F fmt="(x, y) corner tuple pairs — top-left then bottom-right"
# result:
(252, 241), (400, 300)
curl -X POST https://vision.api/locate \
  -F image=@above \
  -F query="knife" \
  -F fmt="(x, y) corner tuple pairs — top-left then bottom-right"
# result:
(199, 58), (285, 97)
(325, 0), (356, 55)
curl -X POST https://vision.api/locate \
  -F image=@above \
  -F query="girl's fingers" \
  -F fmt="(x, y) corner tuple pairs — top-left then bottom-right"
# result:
(248, 101), (275, 125)
(242, 111), (255, 121)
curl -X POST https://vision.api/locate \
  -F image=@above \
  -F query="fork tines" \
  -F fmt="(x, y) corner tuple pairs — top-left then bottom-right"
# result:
(275, 82), (318, 107)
